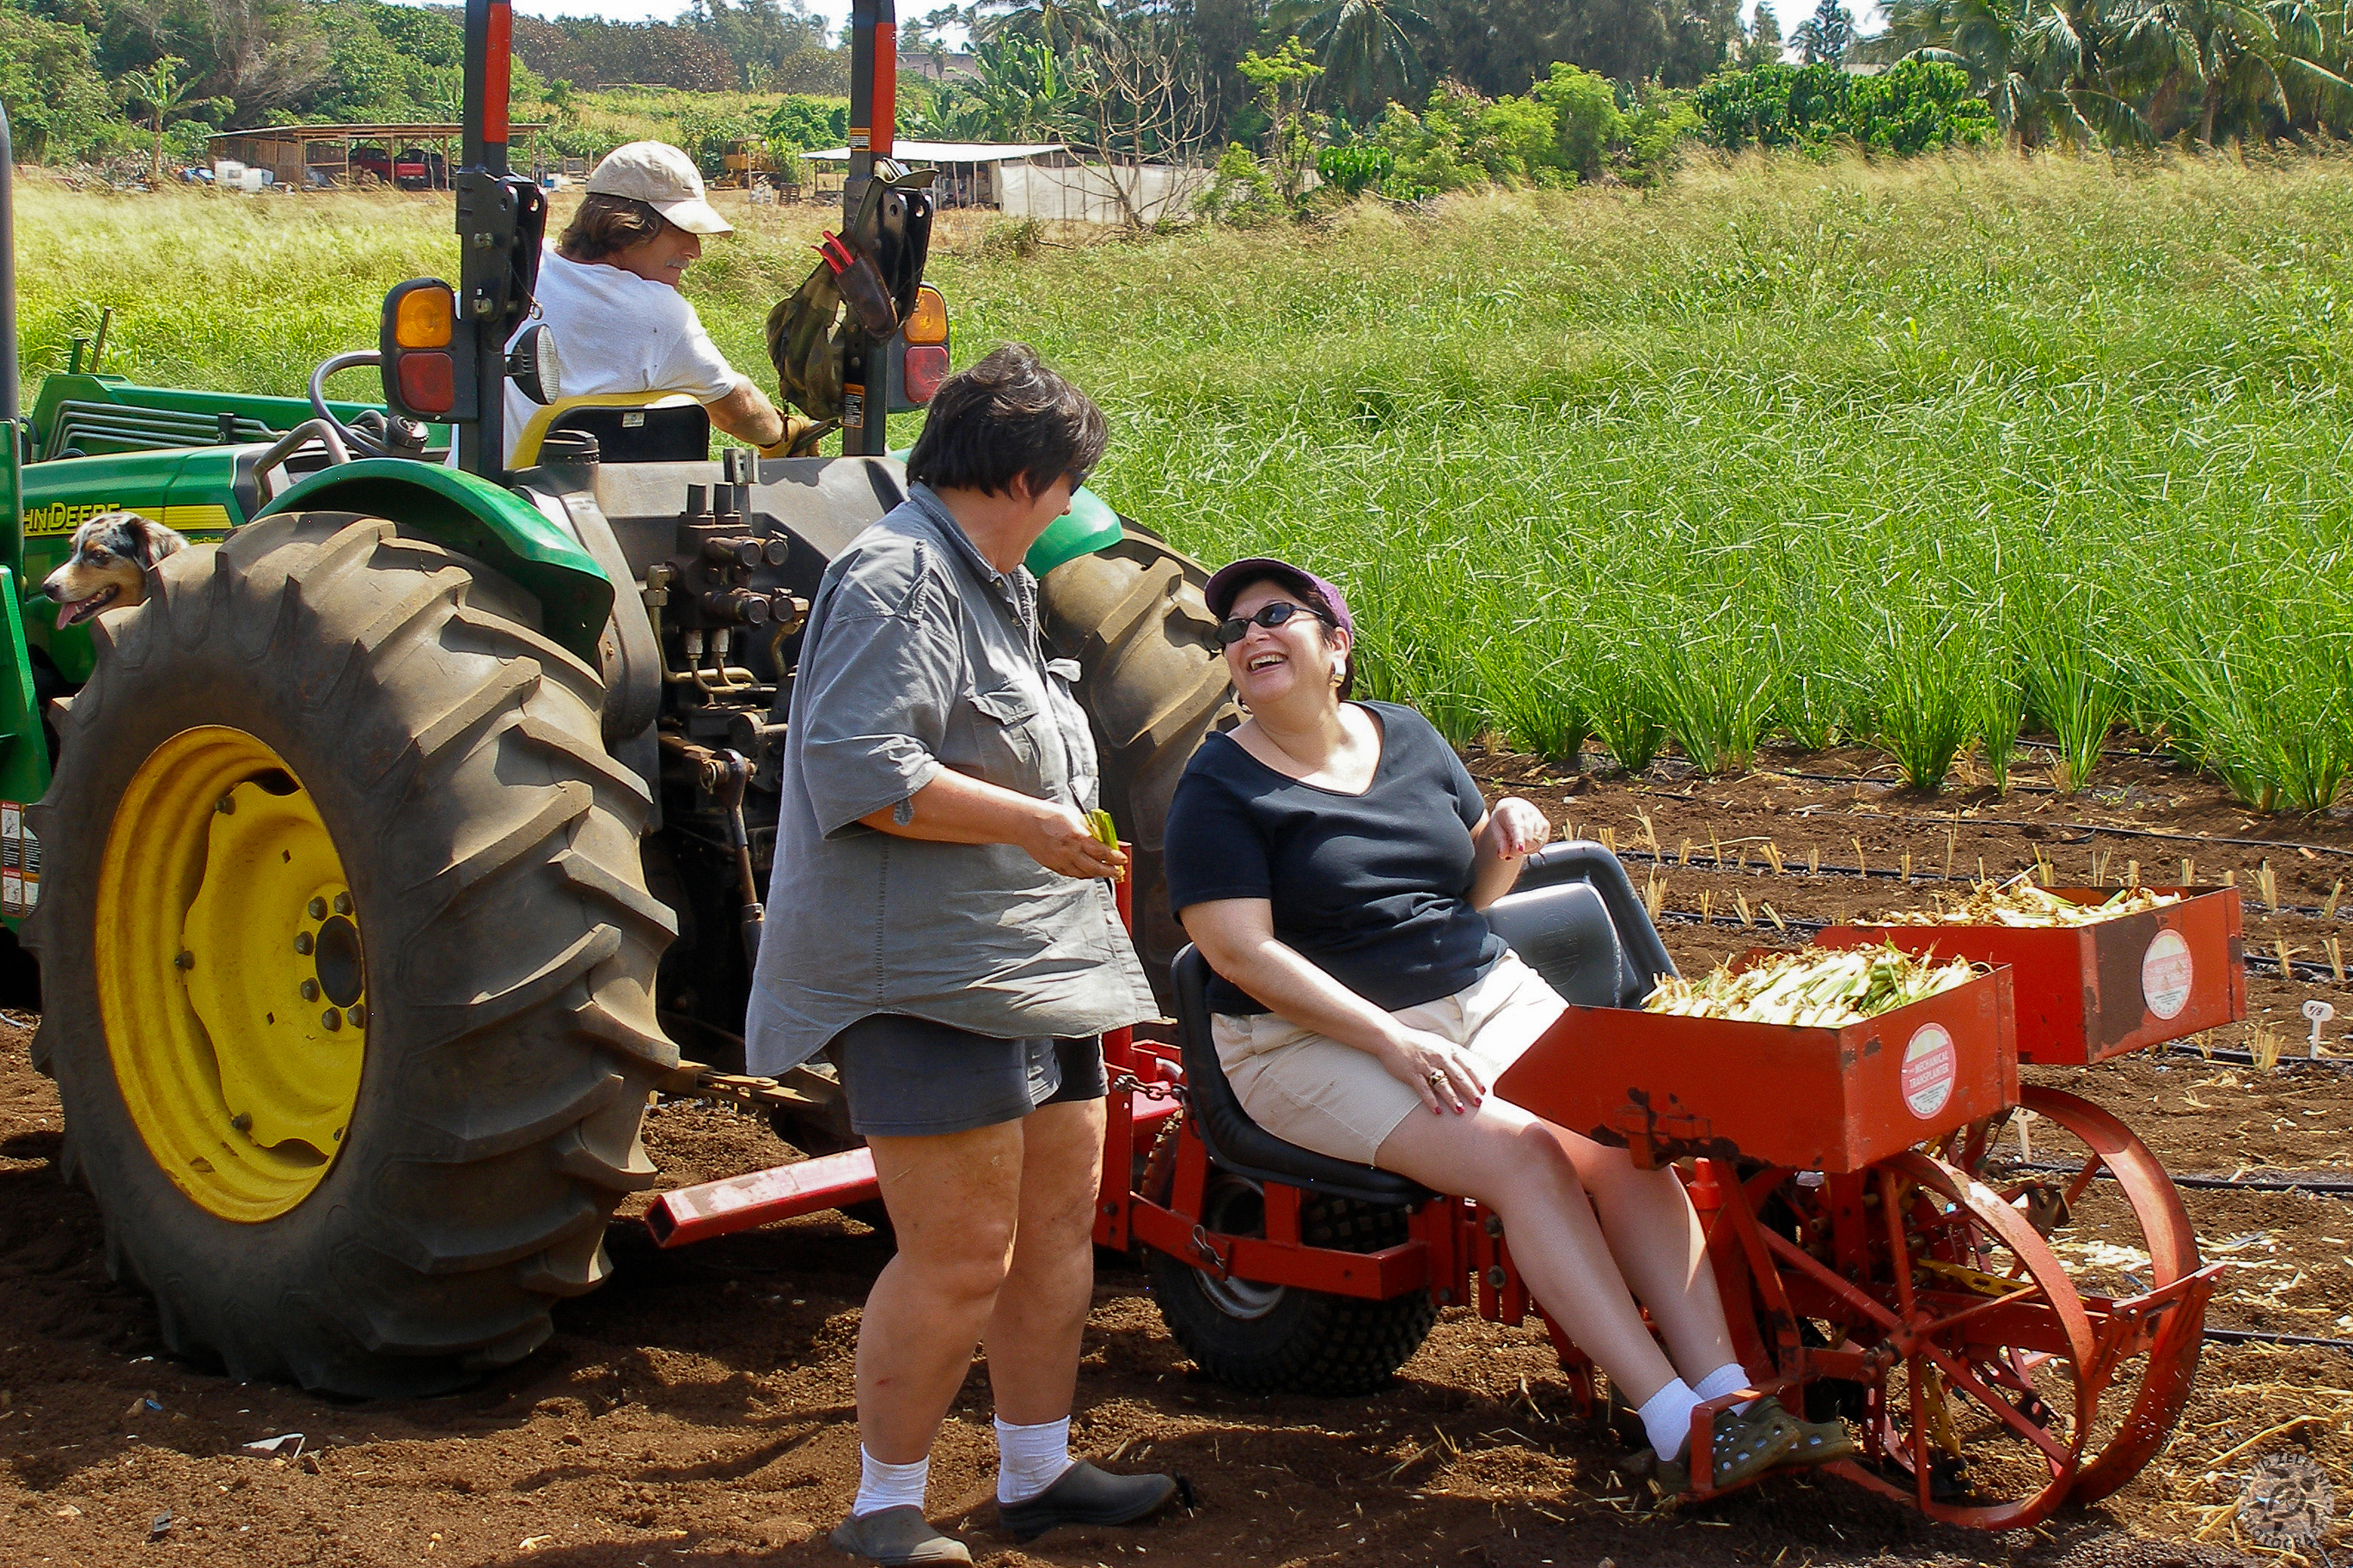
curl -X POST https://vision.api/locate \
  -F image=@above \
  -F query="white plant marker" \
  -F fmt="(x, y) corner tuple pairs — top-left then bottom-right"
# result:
(2302, 999), (2335, 1057)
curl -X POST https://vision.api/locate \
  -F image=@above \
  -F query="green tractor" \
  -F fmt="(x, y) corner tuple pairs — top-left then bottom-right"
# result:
(0, 2), (1229, 1396)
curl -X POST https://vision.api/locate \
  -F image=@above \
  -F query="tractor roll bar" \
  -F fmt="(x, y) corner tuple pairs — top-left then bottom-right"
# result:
(841, 0), (896, 456)
(2, 104), (18, 424)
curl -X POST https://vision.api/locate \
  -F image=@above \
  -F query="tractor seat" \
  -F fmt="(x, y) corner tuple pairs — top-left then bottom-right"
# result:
(1168, 844), (1676, 1211)
(1170, 946), (1432, 1208)
(1482, 880), (1626, 1008)
(508, 394), (712, 467)
(1486, 840), (1680, 1010)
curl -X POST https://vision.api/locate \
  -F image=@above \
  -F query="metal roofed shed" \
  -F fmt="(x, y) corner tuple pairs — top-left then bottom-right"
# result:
(205, 123), (547, 191)
(805, 140), (1206, 224)
(804, 140), (1066, 210)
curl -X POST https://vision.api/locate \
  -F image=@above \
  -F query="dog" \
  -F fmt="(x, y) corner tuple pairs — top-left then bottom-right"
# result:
(40, 510), (189, 630)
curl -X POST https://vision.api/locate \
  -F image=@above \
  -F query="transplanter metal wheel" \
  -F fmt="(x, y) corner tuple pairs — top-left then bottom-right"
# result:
(1038, 531), (1235, 1006)
(1140, 1116), (1437, 1396)
(27, 512), (675, 1396)
(1843, 1153), (2096, 1529)
(1949, 1086), (2205, 1503)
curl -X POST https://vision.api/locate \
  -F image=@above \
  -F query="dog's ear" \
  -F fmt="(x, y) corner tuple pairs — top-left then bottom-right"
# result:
(125, 514), (189, 567)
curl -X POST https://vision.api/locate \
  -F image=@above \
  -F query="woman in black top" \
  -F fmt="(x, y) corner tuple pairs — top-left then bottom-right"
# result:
(1166, 557), (1853, 1493)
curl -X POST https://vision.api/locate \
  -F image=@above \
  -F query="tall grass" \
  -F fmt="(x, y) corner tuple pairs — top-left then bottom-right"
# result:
(18, 149), (2353, 811)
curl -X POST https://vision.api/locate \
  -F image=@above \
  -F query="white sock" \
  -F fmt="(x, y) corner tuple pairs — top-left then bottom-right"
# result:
(853, 1448), (929, 1516)
(994, 1415), (1075, 1504)
(1637, 1378), (1706, 1461)
(1691, 1361), (1757, 1414)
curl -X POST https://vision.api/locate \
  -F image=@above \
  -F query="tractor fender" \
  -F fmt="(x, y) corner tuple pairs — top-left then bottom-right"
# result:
(510, 483), (661, 746)
(255, 461), (613, 668)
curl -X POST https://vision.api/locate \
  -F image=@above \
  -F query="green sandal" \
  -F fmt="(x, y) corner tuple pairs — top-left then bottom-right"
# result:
(1646, 1402), (1801, 1497)
(1749, 1395), (1861, 1466)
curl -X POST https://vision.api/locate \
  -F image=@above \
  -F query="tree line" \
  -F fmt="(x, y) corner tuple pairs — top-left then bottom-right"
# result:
(5, 0), (2350, 180)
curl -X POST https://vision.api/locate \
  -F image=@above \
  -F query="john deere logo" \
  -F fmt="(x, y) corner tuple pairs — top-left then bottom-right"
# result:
(23, 500), (123, 537)
(2240, 1453), (2334, 1553)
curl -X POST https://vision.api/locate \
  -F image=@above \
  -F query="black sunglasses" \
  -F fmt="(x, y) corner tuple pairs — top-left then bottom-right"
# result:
(1216, 601), (1335, 646)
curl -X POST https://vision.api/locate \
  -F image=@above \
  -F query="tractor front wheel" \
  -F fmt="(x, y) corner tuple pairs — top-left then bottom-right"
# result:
(28, 511), (675, 1395)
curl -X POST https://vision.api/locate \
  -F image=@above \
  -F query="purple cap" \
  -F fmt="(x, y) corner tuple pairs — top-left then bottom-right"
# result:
(1203, 557), (1353, 638)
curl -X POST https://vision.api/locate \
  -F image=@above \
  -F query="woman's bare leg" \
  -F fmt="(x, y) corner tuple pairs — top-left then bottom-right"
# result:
(983, 1097), (1107, 1425)
(1549, 1129), (1741, 1380)
(1377, 1099), (1681, 1406)
(857, 1120), (1028, 1462)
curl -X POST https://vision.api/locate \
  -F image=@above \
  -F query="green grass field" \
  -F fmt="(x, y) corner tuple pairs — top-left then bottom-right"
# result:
(16, 150), (2353, 808)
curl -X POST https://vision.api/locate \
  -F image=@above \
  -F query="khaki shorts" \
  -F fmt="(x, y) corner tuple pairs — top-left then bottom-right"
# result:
(1211, 951), (1568, 1167)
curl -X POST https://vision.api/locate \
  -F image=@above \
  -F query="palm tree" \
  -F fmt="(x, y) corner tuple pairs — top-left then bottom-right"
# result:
(2107, 0), (2351, 141)
(1879, 0), (2150, 144)
(1271, 0), (1434, 120)
(121, 54), (199, 186)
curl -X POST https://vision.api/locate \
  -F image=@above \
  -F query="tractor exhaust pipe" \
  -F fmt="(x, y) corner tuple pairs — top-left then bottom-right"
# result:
(2, 103), (19, 424)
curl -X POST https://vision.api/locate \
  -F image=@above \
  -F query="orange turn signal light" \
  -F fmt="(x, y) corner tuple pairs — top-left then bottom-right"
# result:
(903, 285), (949, 346)
(394, 284), (455, 349)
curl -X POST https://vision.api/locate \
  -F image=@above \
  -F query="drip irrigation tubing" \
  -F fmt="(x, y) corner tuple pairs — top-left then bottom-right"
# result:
(2200, 1327), (2353, 1353)
(2158, 1042), (2353, 1071)
(1647, 906), (2351, 986)
(1606, 844), (2350, 923)
(1596, 793), (2353, 863)
(1995, 1161), (2353, 1193)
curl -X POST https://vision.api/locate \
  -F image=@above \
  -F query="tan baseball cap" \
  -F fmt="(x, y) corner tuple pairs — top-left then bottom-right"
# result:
(586, 141), (732, 236)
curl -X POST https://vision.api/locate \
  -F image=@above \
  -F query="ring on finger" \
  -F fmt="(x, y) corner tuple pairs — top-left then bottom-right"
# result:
(1426, 1068), (1447, 1085)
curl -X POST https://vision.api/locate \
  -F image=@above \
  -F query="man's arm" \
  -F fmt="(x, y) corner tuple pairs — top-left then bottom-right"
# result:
(704, 378), (787, 449)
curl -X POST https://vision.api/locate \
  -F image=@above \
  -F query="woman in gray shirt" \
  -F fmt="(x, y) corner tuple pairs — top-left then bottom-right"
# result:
(749, 345), (1172, 1565)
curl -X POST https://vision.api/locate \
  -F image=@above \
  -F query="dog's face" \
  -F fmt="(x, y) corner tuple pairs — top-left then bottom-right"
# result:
(40, 511), (188, 630)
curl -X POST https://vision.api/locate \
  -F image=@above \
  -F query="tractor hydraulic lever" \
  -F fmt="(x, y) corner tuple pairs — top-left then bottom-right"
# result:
(662, 734), (764, 962)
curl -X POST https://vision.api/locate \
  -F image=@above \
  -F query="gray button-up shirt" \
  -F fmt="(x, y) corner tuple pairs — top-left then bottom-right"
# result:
(746, 484), (1156, 1075)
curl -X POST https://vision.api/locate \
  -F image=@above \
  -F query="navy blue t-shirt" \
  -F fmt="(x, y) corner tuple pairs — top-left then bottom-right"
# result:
(1164, 701), (1505, 1016)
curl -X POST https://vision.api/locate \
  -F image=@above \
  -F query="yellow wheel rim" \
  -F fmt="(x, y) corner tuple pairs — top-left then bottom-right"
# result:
(95, 727), (366, 1222)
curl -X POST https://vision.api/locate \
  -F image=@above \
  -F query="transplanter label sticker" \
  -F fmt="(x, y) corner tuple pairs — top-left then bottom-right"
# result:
(1902, 1022), (1958, 1120)
(2142, 929), (2194, 1020)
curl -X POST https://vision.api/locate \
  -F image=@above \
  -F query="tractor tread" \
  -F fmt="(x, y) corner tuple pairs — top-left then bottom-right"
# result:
(1039, 532), (1235, 1003)
(27, 509), (674, 1396)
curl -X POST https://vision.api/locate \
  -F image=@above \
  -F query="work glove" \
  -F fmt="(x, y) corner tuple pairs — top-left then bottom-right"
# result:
(759, 414), (838, 459)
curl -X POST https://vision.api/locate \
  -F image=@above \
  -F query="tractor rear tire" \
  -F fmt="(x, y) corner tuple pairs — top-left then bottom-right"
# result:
(27, 511), (675, 1396)
(1143, 1132), (1437, 1396)
(1039, 533), (1234, 1006)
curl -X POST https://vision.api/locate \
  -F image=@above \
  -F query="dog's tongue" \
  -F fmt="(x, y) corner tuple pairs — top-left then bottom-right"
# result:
(54, 603), (76, 631)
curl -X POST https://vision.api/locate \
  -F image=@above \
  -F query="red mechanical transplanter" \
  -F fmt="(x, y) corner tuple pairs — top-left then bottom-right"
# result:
(652, 845), (2235, 1532)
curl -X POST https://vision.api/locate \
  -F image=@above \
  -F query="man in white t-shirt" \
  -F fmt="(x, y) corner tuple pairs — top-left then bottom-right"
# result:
(504, 141), (795, 464)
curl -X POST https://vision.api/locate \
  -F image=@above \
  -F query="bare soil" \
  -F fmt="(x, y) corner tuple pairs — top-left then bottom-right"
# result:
(3, 737), (2348, 1567)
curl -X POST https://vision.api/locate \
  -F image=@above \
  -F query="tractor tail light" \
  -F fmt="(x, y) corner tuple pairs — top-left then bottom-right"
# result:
(380, 278), (471, 423)
(901, 345), (950, 406)
(397, 354), (456, 415)
(903, 285), (949, 345)
(394, 284), (454, 349)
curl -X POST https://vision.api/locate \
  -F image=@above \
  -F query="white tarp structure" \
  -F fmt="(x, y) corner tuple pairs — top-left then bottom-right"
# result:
(805, 141), (1207, 224)
(995, 161), (1208, 224)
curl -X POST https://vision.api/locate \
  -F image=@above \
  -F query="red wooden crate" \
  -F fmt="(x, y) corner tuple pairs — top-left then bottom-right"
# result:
(1493, 967), (2018, 1174)
(1815, 887), (2245, 1065)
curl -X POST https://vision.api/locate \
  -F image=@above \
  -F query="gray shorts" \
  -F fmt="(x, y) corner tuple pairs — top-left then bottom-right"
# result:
(830, 1014), (1108, 1138)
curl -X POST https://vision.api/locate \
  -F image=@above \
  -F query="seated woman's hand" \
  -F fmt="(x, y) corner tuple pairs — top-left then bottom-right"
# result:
(1376, 1025), (1488, 1115)
(1482, 796), (1552, 860)
(1022, 801), (1131, 881)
